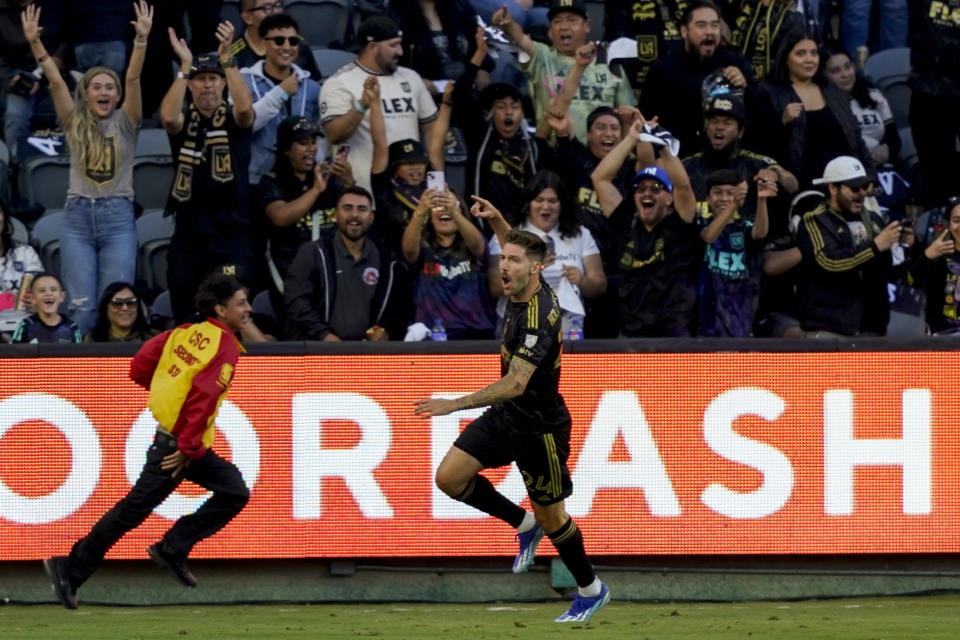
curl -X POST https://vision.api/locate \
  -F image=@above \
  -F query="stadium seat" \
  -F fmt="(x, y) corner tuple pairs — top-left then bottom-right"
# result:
(252, 289), (276, 322)
(887, 310), (926, 337)
(132, 155), (174, 211)
(287, 0), (351, 48)
(136, 209), (174, 293)
(20, 154), (70, 211)
(311, 47), (356, 79)
(864, 47), (910, 128)
(9, 216), (29, 246)
(30, 209), (64, 278)
(136, 128), (171, 157)
(149, 289), (173, 329)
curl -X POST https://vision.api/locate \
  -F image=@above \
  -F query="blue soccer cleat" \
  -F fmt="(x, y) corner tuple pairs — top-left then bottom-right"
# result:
(555, 582), (611, 623)
(512, 524), (544, 574)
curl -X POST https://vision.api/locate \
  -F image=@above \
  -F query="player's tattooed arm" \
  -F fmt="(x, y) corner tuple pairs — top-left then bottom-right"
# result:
(455, 357), (536, 411)
(413, 358), (536, 418)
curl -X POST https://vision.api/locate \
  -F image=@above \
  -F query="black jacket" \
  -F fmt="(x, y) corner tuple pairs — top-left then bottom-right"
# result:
(795, 202), (904, 335)
(388, 0), (489, 81)
(639, 45), (759, 156)
(909, 249), (960, 334)
(761, 81), (871, 181)
(909, 0), (960, 98)
(283, 229), (407, 340)
(451, 61), (554, 218)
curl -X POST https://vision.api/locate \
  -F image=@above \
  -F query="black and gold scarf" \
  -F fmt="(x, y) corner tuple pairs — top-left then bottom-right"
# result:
(172, 102), (232, 203)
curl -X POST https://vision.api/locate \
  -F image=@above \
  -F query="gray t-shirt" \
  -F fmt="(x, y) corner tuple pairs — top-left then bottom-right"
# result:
(68, 109), (137, 199)
(330, 233), (381, 340)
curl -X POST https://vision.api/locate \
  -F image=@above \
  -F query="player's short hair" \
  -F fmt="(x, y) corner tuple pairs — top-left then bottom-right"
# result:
(680, 0), (721, 26)
(504, 228), (546, 264)
(195, 274), (245, 318)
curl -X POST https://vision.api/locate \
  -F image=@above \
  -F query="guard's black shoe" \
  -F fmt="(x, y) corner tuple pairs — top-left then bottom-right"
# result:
(43, 557), (78, 609)
(148, 542), (197, 587)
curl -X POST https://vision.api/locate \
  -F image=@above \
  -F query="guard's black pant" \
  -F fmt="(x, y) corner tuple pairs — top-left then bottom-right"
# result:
(65, 429), (249, 588)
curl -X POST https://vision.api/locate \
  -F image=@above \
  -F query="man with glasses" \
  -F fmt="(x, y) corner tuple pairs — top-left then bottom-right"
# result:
(232, 0), (323, 80)
(241, 13), (321, 185)
(795, 156), (912, 337)
(591, 117), (700, 337)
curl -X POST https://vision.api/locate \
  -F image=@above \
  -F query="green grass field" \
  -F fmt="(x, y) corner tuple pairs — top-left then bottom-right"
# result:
(3, 594), (960, 640)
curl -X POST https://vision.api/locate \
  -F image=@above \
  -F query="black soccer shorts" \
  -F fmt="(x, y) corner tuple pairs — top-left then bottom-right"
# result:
(454, 409), (573, 506)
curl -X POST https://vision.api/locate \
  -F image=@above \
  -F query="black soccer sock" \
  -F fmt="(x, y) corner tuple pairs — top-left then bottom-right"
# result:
(453, 475), (527, 528)
(547, 517), (596, 588)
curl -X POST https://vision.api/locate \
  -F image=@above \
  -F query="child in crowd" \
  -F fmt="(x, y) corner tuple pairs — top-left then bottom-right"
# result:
(11, 272), (82, 344)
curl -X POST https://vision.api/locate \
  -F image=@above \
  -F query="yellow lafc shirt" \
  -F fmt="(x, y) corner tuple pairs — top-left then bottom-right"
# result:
(130, 319), (244, 459)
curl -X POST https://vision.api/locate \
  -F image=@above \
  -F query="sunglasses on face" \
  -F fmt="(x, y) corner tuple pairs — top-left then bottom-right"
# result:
(844, 183), (872, 194)
(249, 1), (283, 13)
(110, 296), (138, 308)
(267, 35), (303, 47)
(634, 182), (665, 195)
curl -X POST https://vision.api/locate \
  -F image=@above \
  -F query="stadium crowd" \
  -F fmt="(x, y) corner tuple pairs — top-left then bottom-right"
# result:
(1, 0), (957, 344)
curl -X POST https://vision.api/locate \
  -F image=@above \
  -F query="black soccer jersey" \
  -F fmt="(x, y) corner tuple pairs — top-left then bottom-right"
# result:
(497, 281), (571, 433)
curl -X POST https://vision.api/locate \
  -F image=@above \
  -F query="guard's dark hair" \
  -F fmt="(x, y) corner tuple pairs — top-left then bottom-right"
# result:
(194, 274), (245, 319)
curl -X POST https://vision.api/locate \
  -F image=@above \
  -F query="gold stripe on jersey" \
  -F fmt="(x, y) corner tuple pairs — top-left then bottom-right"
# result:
(542, 433), (562, 499)
(527, 294), (539, 329)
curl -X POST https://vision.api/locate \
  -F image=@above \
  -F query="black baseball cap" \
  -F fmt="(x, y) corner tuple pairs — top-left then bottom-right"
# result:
(547, 0), (588, 21)
(357, 16), (402, 44)
(479, 82), (523, 111)
(277, 115), (320, 152)
(189, 54), (225, 78)
(704, 95), (747, 126)
(706, 168), (743, 191)
(388, 138), (428, 168)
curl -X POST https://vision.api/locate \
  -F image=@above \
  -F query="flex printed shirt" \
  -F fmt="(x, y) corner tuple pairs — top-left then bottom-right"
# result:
(129, 318), (244, 459)
(320, 61), (438, 194)
(524, 42), (636, 144)
(496, 281), (571, 433)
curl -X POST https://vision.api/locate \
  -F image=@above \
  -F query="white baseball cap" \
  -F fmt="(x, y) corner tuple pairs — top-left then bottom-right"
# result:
(812, 156), (871, 188)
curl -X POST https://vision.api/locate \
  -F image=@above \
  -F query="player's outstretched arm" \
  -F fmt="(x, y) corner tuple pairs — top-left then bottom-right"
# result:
(413, 358), (536, 418)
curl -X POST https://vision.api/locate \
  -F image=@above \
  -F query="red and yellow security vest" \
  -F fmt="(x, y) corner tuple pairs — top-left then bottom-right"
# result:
(129, 318), (244, 459)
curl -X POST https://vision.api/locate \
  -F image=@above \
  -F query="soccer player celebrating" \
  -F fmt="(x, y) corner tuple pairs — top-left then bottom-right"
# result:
(414, 197), (610, 623)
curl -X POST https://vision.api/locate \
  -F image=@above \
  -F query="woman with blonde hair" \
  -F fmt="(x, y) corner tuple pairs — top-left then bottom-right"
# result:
(21, 1), (153, 334)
